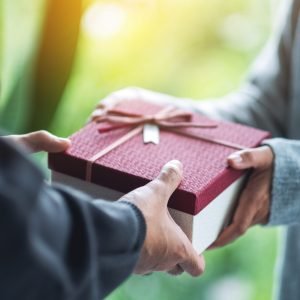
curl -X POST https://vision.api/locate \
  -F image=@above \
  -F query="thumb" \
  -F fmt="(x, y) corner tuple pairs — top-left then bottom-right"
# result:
(23, 131), (71, 153)
(227, 146), (273, 170)
(150, 160), (183, 204)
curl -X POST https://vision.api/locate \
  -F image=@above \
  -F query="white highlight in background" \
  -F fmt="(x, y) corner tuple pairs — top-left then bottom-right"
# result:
(82, 2), (127, 39)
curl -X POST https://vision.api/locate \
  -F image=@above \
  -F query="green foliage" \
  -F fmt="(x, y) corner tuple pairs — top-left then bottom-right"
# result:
(0, 0), (47, 132)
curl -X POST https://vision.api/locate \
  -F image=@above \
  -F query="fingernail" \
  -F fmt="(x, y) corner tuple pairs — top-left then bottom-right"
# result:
(228, 154), (243, 164)
(165, 160), (183, 173)
(58, 138), (72, 146)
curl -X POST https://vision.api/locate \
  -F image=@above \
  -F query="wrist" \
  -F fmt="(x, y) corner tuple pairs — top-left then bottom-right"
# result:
(119, 201), (147, 247)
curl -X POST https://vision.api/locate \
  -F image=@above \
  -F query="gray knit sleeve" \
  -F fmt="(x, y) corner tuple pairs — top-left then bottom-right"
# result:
(263, 138), (300, 226)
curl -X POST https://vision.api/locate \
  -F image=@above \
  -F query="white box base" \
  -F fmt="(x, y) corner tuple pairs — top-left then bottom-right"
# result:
(51, 171), (245, 254)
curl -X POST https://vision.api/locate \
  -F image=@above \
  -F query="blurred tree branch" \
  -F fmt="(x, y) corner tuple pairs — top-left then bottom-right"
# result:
(27, 0), (82, 131)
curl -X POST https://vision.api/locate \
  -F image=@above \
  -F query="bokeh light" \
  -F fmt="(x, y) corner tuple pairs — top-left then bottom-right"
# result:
(82, 2), (127, 39)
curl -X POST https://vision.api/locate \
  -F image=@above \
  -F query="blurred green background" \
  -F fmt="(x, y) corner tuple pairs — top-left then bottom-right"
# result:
(0, 0), (281, 299)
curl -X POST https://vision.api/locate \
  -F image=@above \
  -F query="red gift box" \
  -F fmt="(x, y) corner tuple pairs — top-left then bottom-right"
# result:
(49, 100), (270, 253)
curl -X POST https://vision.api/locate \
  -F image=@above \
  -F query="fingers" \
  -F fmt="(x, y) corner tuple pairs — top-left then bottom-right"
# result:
(148, 160), (183, 204)
(210, 210), (253, 248)
(228, 146), (274, 170)
(90, 88), (141, 122)
(168, 245), (205, 277)
(22, 131), (71, 153)
(168, 265), (184, 276)
(179, 249), (205, 277)
(101, 87), (142, 106)
(210, 180), (258, 248)
(212, 146), (274, 249)
(209, 224), (245, 249)
(172, 230), (205, 277)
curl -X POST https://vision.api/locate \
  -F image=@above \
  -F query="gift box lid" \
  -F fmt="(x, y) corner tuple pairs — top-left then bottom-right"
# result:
(48, 100), (270, 216)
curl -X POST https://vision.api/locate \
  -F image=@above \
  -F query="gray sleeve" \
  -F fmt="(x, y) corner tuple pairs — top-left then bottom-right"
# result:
(195, 1), (300, 226)
(194, 0), (299, 138)
(263, 138), (300, 226)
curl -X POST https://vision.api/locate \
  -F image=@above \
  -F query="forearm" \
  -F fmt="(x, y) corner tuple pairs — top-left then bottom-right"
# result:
(194, 82), (288, 137)
(41, 185), (145, 299)
(263, 138), (300, 226)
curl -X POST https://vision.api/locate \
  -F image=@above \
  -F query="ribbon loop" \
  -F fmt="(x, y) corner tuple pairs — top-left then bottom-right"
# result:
(86, 102), (246, 181)
(92, 104), (218, 133)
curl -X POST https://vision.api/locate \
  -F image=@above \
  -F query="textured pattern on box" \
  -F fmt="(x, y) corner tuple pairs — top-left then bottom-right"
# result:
(48, 101), (270, 215)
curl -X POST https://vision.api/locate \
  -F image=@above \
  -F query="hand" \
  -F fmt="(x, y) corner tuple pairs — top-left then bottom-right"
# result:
(2, 130), (71, 154)
(120, 160), (205, 277)
(90, 87), (176, 121)
(210, 146), (274, 249)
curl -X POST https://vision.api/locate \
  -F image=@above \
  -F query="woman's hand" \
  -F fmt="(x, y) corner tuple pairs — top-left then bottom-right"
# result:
(90, 87), (178, 121)
(210, 146), (274, 249)
(120, 160), (205, 277)
(2, 130), (71, 154)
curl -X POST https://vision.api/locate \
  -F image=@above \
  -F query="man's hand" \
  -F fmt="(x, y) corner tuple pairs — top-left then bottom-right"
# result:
(2, 131), (71, 154)
(120, 160), (205, 277)
(210, 146), (274, 249)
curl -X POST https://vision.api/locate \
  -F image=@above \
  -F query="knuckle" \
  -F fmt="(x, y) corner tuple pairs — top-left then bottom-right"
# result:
(158, 170), (171, 185)
(38, 130), (48, 136)
(36, 130), (50, 141)
(158, 171), (179, 192)
(27, 130), (50, 150)
(147, 179), (159, 191)
(141, 180), (172, 203)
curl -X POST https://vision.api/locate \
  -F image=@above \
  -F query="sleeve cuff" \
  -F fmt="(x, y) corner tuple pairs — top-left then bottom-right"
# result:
(119, 201), (147, 249)
(263, 138), (300, 226)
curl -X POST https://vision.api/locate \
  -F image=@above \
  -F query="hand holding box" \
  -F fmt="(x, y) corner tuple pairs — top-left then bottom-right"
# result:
(49, 100), (270, 253)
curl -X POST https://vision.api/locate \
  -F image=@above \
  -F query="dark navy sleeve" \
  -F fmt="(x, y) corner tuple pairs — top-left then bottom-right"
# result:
(0, 138), (146, 300)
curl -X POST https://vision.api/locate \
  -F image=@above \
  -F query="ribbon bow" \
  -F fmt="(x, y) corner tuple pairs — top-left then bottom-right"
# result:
(92, 104), (218, 135)
(86, 102), (246, 181)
